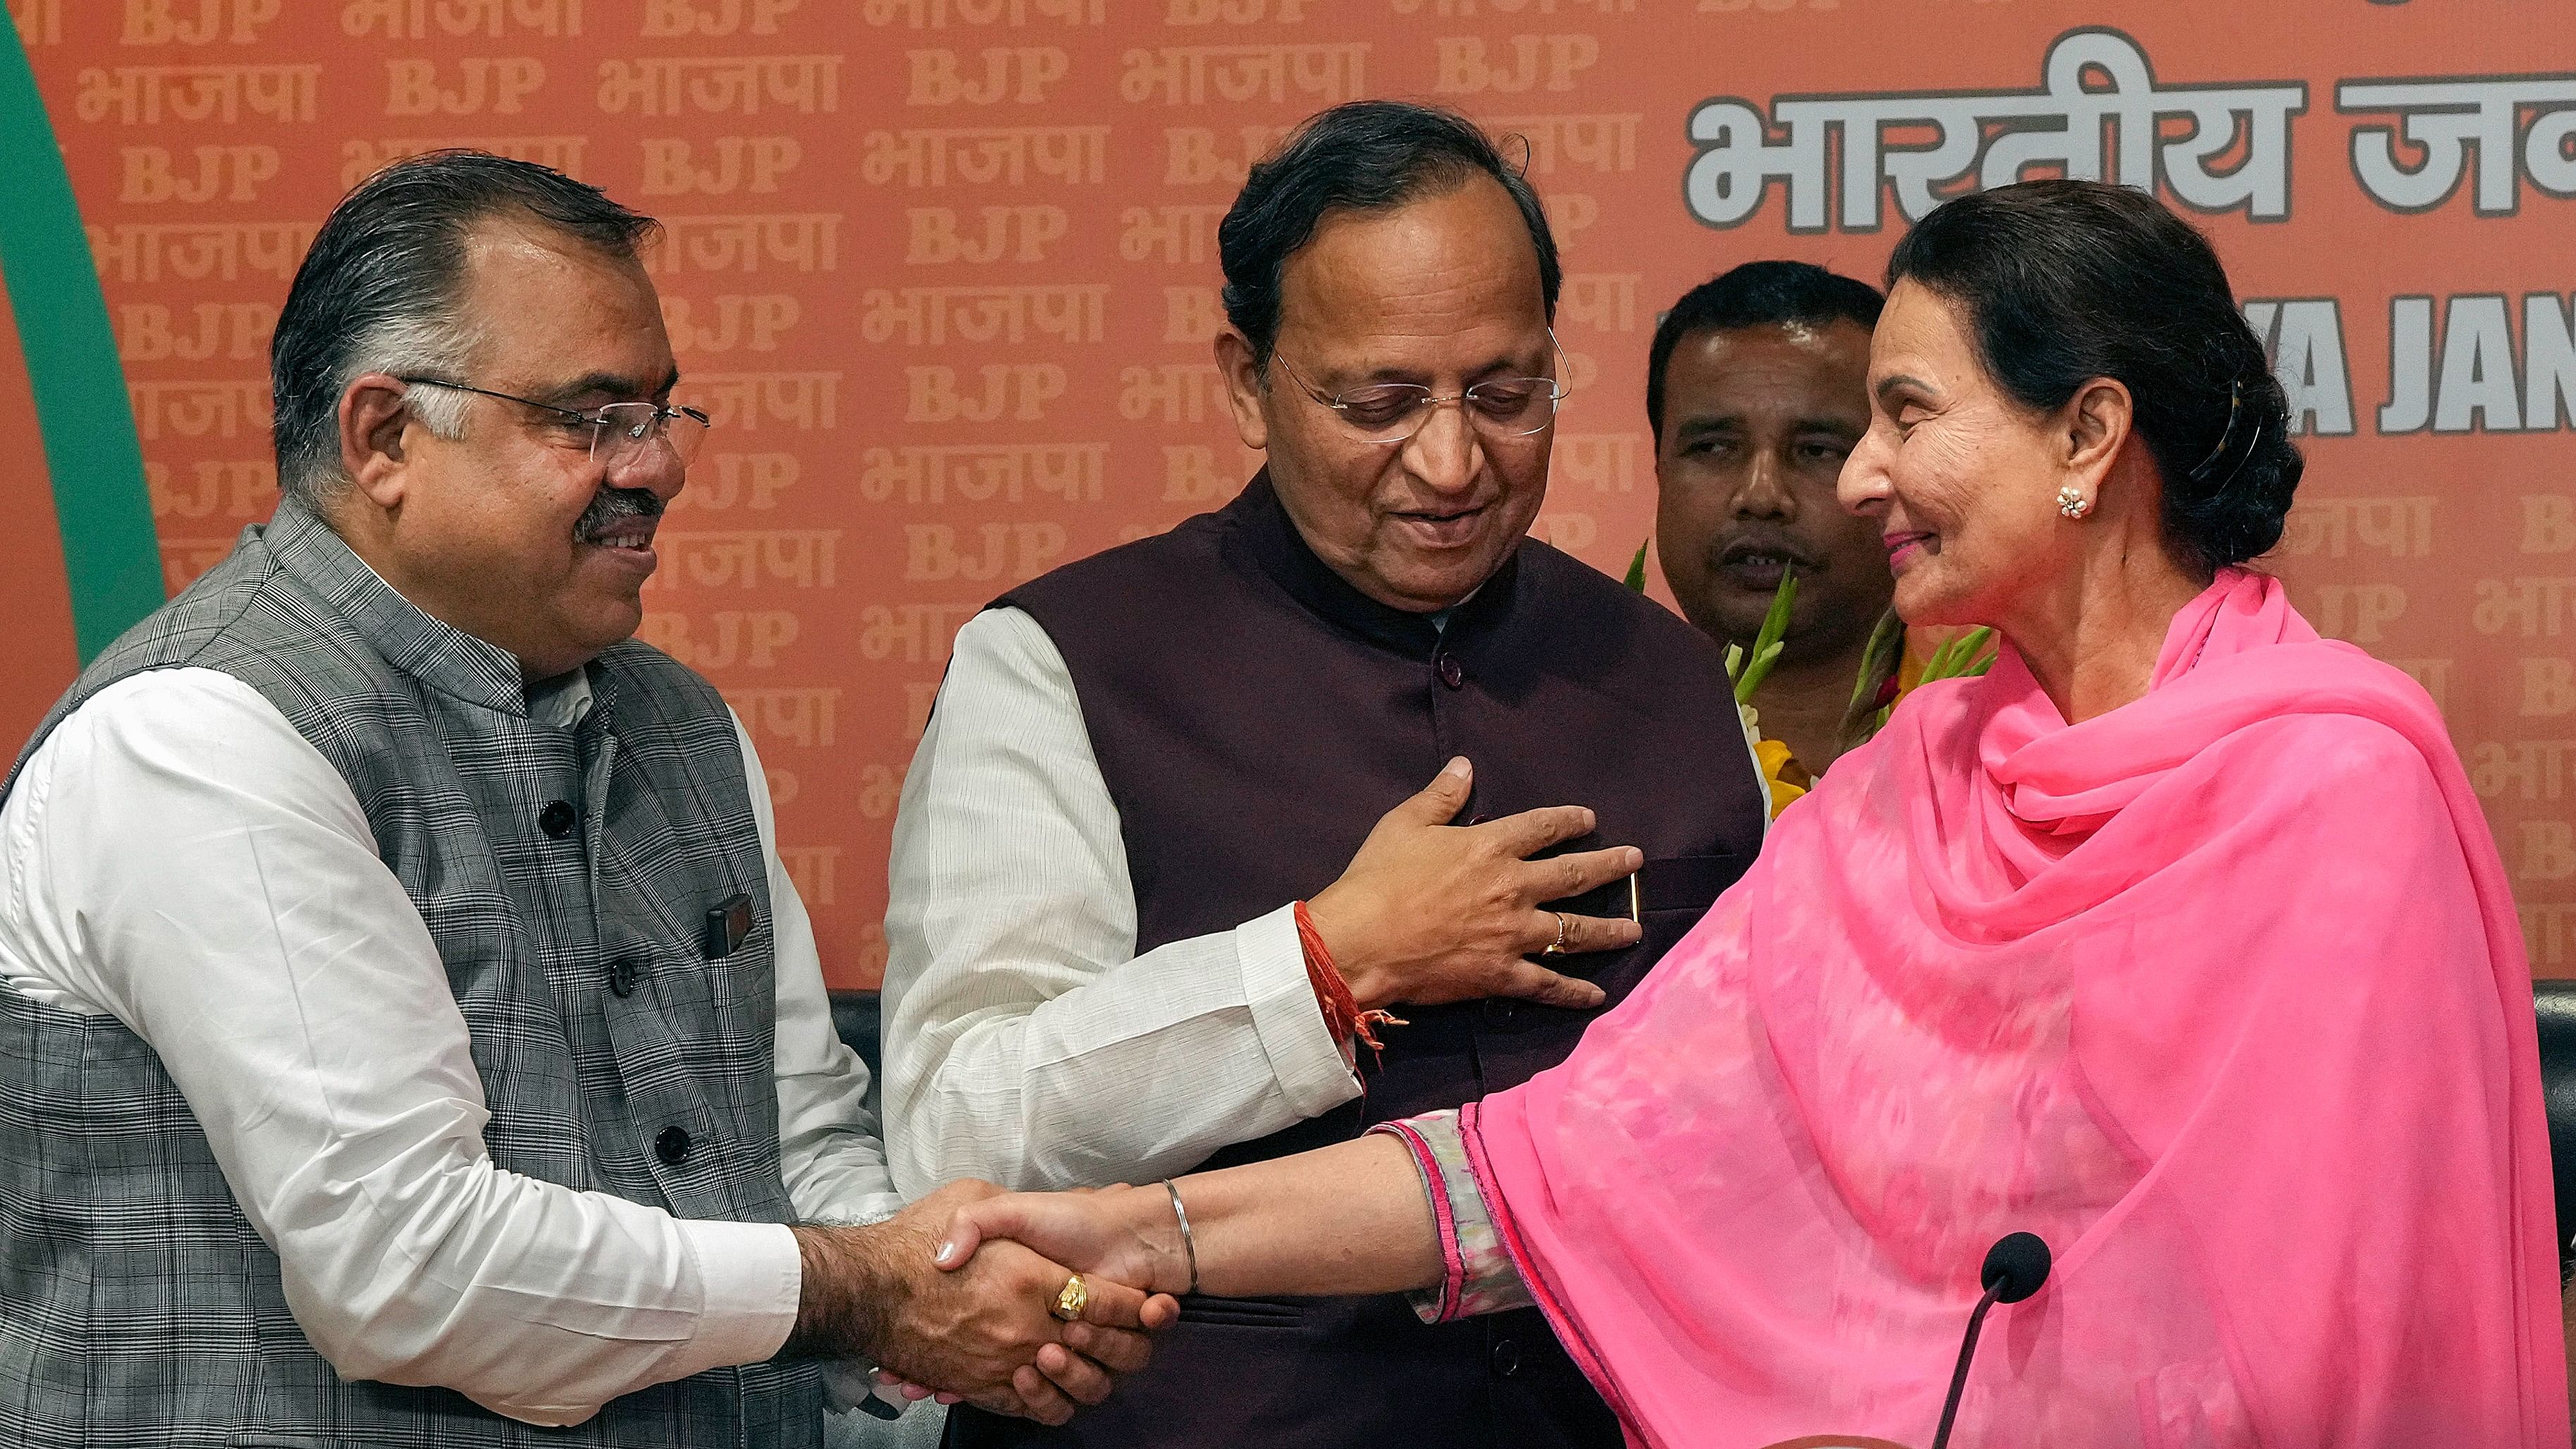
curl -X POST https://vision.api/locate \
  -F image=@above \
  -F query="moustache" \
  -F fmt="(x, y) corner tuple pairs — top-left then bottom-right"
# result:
(1711, 528), (1823, 574)
(572, 486), (665, 543)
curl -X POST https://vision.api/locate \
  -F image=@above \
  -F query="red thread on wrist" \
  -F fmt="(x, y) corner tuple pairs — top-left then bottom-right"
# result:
(1295, 901), (1404, 1057)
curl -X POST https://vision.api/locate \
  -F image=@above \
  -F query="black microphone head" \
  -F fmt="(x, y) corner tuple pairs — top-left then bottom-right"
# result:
(1980, 1232), (2052, 1304)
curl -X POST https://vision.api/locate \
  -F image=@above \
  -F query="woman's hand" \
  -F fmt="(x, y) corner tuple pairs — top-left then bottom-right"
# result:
(931, 1140), (1442, 1309)
(930, 1184), (1195, 1300)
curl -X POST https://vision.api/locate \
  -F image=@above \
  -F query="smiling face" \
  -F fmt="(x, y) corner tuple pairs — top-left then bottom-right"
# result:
(1653, 319), (1890, 658)
(1838, 280), (2081, 629)
(340, 216), (686, 678)
(1218, 174), (1556, 613)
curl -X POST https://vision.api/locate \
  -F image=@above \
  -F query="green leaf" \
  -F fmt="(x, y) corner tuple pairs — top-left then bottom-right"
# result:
(1917, 626), (1998, 682)
(1844, 608), (1907, 717)
(1734, 639), (1780, 703)
(1733, 568), (1798, 704)
(1755, 568), (1797, 653)
(1622, 538), (1649, 593)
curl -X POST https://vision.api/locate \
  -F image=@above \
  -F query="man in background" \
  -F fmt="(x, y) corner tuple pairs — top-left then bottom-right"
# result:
(1650, 261), (1894, 778)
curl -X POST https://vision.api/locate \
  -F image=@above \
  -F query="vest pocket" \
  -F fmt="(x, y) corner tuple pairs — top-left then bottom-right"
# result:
(1540, 851), (1742, 924)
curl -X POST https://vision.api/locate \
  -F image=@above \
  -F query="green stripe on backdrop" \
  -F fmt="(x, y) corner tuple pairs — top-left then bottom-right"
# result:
(0, 14), (162, 661)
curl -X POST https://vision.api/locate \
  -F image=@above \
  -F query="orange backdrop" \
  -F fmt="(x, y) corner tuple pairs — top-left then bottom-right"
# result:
(6, 0), (2572, 985)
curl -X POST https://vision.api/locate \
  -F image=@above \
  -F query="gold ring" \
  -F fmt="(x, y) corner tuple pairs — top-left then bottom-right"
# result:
(1051, 1273), (1088, 1323)
(1543, 911), (1570, 956)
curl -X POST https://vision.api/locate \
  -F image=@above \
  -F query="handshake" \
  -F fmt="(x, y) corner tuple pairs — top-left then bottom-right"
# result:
(789, 1178), (1196, 1425)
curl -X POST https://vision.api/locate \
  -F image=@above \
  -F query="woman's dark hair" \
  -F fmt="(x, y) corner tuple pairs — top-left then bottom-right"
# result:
(271, 150), (658, 505)
(1645, 260), (1884, 438)
(1217, 100), (1560, 368)
(1885, 180), (2302, 574)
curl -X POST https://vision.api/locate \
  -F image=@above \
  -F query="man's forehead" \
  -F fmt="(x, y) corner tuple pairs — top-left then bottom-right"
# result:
(1275, 181), (1547, 344)
(1673, 321), (1872, 398)
(457, 214), (632, 280)
(454, 216), (672, 394)
(1689, 316), (1872, 359)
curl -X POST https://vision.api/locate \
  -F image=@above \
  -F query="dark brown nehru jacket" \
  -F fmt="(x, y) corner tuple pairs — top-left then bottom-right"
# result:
(945, 474), (1768, 1449)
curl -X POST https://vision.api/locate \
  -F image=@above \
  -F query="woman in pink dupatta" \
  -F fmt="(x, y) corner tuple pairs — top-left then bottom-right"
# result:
(929, 182), (2567, 1448)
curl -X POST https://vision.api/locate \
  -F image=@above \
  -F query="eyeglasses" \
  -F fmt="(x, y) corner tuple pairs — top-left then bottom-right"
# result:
(1267, 339), (1570, 446)
(395, 376), (711, 474)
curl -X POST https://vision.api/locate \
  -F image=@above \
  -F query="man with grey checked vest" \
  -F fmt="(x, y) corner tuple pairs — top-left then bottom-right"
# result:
(0, 152), (1168, 1447)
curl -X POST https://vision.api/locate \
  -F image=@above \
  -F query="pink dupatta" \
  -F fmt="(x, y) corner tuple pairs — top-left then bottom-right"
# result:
(1465, 569), (2567, 1448)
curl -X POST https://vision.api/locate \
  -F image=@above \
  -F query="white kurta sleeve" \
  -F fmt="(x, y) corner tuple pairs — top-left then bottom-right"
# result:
(0, 669), (801, 1426)
(738, 711), (904, 1228)
(880, 607), (1360, 1197)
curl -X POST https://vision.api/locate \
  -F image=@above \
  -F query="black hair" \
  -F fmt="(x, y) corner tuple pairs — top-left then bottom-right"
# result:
(270, 150), (659, 502)
(1885, 179), (2302, 574)
(1216, 100), (1560, 368)
(1645, 260), (1884, 438)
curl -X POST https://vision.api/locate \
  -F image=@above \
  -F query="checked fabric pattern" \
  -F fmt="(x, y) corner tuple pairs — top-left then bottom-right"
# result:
(0, 498), (820, 1447)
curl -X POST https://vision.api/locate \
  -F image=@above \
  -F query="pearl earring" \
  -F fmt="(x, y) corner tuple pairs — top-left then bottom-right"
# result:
(2057, 486), (2092, 519)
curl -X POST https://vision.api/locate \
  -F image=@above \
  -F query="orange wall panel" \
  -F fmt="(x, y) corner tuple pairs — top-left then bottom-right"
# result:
(8, 0), (2572, 981)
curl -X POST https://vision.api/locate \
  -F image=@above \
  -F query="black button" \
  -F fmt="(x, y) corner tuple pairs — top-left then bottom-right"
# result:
(1491, 1337), (1520, 1377)
(538, 801), (577, 839)
(1483, 998), (1517, 1025)
(1436, 653), (1465, 689)
(606, 959), (641, 998)
(654, 1126), (693, 1166)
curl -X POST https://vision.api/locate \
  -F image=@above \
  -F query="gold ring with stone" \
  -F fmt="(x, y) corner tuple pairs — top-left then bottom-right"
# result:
(1543, 912), (1570, 956)
(1051, 1274), (1089, 1323)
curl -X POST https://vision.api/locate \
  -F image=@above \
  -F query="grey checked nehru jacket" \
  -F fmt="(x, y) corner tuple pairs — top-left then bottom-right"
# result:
(0, 498), (820, 1448)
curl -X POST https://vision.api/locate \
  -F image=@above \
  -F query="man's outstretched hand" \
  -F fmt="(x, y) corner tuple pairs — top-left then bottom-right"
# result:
(790, 1181), (1181, 1425)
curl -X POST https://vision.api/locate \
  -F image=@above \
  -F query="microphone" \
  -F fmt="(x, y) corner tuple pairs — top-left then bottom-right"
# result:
(1928, 1232), (2051, 1449)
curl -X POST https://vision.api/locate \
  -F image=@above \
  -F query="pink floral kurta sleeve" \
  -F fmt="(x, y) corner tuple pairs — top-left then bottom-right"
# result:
(1369, 1109), (1532, 1322)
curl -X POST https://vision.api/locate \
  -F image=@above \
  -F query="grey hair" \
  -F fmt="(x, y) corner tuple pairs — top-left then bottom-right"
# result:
(345, 314), (476, 458)
(269, 150), (658, 506)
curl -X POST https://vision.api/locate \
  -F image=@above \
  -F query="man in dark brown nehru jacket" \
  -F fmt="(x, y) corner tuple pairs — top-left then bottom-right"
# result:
(879, 101), (1770, 1448)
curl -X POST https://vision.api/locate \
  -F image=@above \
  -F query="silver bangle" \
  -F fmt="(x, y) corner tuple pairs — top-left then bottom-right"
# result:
(1161, 1178), (1201, 1295)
